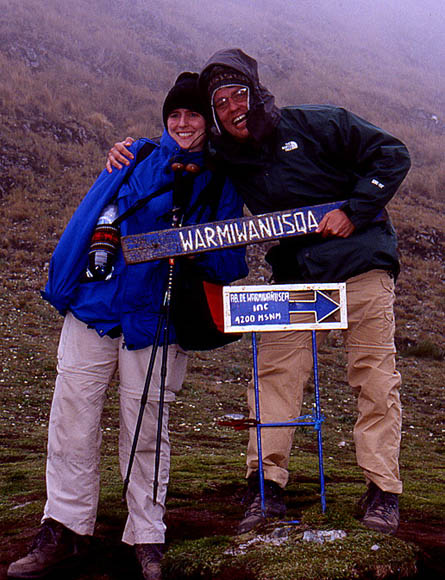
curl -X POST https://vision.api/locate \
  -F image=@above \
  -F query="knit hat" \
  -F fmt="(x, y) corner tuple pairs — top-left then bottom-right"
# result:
(162, 72), (206, 127)
(203, 66), (251, 134)
(206, 66), (251, 100)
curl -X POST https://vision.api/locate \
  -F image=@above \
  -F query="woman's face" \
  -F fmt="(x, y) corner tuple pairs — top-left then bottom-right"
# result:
(167, 109), (206, 152)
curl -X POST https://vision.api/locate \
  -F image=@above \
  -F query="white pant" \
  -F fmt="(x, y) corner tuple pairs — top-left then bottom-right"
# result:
(43, 312), (188, 544)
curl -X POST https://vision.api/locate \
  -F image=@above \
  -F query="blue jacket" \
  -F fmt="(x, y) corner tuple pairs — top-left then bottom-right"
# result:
(42, 132), (248, 350)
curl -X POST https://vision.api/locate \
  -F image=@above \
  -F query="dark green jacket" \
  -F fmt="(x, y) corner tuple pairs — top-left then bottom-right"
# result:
(200, 49), (411, 283)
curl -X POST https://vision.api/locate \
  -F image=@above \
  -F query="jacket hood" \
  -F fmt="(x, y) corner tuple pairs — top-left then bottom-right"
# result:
(199, 48), (281, 143)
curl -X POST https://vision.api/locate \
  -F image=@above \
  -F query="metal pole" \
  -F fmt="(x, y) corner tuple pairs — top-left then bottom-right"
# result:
(151, 161), (200, 505)
(252, 332), (266, 516)
(152, 257), (175, 504)
(312, 330), (326, 513)
(122, 307), (165, 501)
(122, 160), (199, 504)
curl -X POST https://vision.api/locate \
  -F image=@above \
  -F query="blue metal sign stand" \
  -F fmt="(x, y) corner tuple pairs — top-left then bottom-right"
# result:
(223, 283), (348, 516)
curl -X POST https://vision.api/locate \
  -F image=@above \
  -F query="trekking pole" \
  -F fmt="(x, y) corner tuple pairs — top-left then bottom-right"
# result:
(122, 300), (166, 501)
(122, 160), (199, 503)
(152, 257), (174, 505)
(152, 160), (200, 505)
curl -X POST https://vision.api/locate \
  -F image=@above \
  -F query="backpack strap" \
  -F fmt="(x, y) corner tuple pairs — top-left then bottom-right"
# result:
(182, 171), (226, 224)
(112, 139), (173, 227)
(120, 139), (159, 184)
(134, 139), (159, 165)
(113, 141), (226, 229)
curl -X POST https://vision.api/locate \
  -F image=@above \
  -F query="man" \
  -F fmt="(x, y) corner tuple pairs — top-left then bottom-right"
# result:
(197, 48), (410, 536)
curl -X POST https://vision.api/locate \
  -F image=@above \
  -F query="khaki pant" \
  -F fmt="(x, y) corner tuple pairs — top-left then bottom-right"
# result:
(247, 270), (402, 494)
(43, 312), (188, 544)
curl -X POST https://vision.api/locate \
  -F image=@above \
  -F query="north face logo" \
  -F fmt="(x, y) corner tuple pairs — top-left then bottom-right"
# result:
(282, 141), (299, 151)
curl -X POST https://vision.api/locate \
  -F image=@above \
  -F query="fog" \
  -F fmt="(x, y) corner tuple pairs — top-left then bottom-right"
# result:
(140, 0), (444, 111)
(291, 0), (445, 70)
(144, 0), (444, 65)
(3, 0), (443, 121)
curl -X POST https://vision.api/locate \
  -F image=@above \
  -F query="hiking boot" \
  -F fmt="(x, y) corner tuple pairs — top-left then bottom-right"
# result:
(7, 518), (82, 578)
(238, 474), (286, 534)
(135, 543), (164, 580)
(359, 481), (400, 535)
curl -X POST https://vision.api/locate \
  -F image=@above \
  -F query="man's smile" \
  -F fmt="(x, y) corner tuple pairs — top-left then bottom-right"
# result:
(233, 113), (248, 126)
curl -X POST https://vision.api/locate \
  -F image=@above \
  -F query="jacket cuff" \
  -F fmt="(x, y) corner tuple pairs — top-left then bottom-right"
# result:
(339, 202), (370, 230)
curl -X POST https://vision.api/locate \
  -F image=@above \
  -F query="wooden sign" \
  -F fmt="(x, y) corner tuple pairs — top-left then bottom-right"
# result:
(121, 201), (344, 264)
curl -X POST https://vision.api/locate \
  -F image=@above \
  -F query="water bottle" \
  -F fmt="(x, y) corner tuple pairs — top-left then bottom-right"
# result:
(84, 204), (119, 282)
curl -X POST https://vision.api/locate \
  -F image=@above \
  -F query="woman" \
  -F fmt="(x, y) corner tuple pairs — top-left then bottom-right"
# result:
(7, 73), (247, 580)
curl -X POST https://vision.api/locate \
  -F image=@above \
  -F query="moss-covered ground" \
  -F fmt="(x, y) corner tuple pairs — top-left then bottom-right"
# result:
(1, 316), (444, 579)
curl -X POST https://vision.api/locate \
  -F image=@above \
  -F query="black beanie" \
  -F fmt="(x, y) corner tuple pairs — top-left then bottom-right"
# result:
(162, 72), (206, 127)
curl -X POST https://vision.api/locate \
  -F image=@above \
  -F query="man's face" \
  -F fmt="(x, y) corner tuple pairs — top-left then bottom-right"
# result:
(213, 85), (250, 141)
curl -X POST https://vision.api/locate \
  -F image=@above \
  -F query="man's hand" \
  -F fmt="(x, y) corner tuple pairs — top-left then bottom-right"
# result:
(316, 209), (355, 238)
(106, 137), (135, 173)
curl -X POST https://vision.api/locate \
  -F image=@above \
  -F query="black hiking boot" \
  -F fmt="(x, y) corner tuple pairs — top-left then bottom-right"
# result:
(238, 472), (286, 534)
(135, 543), (164, 580)
(359, 481), (400, 535)
(7, 518), (83, 578)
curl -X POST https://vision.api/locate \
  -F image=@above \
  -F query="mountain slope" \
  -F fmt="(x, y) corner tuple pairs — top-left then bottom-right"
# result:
(1, 0), (443, 350)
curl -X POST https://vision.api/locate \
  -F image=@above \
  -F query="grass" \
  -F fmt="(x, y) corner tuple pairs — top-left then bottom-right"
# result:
(2, 313), (443, 577)
(400, 340), (444, 361)
(164, 532), (419, 580)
